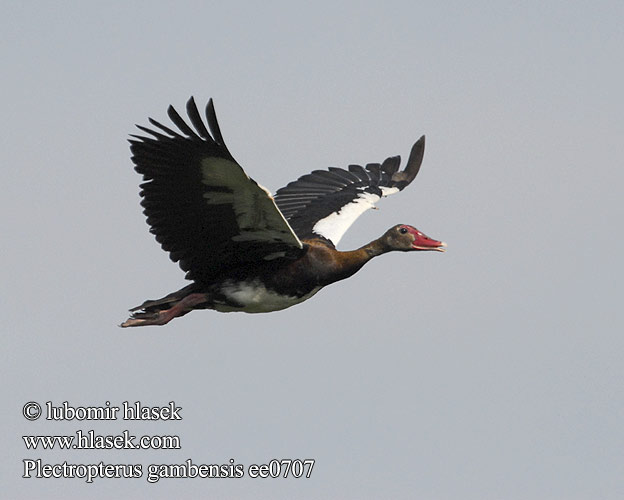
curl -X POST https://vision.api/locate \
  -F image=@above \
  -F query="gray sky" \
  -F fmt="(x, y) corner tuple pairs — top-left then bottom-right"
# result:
(3, 1), (623, 499)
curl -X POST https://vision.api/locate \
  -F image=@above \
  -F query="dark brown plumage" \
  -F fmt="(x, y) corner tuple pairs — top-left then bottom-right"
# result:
(121, 98), (445, 327)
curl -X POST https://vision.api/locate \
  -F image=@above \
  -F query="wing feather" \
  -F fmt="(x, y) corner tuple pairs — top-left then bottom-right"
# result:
(273, 136), (426, 247)
(130, 98), (303, 283)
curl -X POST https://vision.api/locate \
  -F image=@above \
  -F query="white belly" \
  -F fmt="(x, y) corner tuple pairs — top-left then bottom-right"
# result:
(214, 280), (322, 313)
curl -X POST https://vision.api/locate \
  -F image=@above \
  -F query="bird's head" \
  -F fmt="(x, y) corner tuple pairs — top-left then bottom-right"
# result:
(383, 224), (446, 252)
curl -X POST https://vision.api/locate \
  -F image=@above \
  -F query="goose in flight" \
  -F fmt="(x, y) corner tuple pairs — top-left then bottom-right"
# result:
(121, 98), (445, 327)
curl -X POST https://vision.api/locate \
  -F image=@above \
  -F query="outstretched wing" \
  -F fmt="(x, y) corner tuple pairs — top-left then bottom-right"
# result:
(273, 137), (426, 247)
(130, 97), (303, 283)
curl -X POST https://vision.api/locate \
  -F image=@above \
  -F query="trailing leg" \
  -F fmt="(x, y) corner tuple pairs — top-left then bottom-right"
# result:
(120, 292), (208, 327)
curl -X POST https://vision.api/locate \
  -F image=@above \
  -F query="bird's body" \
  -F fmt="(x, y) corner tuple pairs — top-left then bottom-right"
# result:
(121, 98), (445, 327)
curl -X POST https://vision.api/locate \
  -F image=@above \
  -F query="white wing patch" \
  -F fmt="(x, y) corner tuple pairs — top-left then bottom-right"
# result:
(201, 158), (302, 249)
(380, 186), (400, 197)
(312, 191), (381, 246)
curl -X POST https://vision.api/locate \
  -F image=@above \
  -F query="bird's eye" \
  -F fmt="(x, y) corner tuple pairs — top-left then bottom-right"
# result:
(399, 227), (408, 234)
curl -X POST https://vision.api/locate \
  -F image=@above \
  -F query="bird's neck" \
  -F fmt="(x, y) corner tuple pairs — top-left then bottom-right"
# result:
(326, 238), (388, 283)
(297, 238), (390, 288)
(359, 237), (388, 259)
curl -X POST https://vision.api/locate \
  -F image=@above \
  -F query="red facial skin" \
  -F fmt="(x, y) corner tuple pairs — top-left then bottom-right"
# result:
(400, 224), (446, 251)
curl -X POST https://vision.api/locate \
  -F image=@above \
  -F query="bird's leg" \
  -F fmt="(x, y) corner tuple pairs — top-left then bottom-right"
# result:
(120, 293), (208, 327)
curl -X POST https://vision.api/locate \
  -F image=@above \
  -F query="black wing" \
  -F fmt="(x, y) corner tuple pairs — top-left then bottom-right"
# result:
(273, 137), (425, 246)
(130, 97), (303, 283)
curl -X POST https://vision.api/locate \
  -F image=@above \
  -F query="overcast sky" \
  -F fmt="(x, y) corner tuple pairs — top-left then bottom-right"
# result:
(3, 1), (623, 499)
